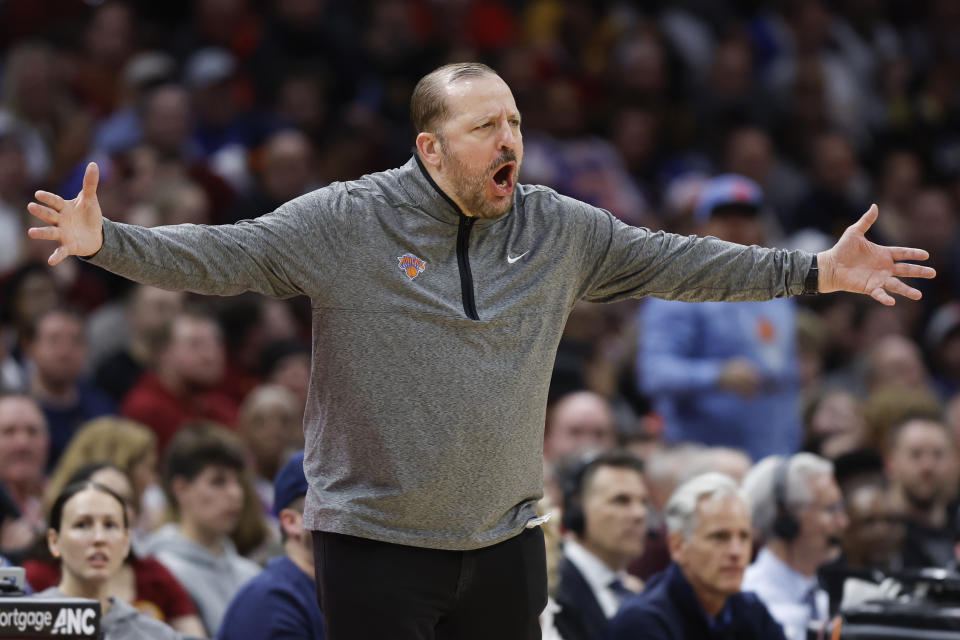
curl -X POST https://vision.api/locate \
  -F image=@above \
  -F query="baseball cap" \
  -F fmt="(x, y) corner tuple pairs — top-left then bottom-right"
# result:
(694, 173), (763, 222)
(273, 450), (307, 517)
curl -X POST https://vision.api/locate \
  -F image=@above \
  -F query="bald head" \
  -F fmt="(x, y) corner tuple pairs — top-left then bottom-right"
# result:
(410, 62), (500, 135)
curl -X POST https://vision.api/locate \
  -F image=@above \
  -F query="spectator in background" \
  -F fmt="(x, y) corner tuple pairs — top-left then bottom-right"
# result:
(555, 451), (647, 640)
(42, 417), (159, 539)
(218, 451), (325, 640)
(231, 128), (318, 224)
(542, 390), (617, 508)
(544, 391), (618, 467)
(628, 444), (707, 582)
(840, 477), (905, 572)
(24, 462), (205, 636)
(259, 339), (311, 411)
(723, 126), (809, 227)
(122, 310), (237, 453)
(864, 334), (932, 395)
(37, 481), (186, 639)
(143, 424), (261, 636)
(638, 175), (801, 461)
(25, 308), (114, 469)
(95, 285), (185, 404)
(802, 389), (867, 460)
(884, 416), (958, 567)
(741, 453), (848, 640)
(238, 385), (303, 519)
(610, 473), (786, 640)
(925, 302), (960, 400)
(0, 393), (48, 555)
(789, 132), (871, 238)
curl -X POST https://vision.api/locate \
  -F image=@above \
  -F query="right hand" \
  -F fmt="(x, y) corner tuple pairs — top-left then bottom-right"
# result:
(27, 161), (103, 266)
(717, 358), (760, 396)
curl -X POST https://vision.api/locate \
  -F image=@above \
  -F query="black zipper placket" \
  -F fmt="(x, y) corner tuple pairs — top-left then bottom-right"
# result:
(456, 216), (479, 320)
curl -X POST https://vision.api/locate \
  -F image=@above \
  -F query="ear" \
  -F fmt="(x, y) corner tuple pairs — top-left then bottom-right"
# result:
(416, 132), (442, 168)
(47, 528), (60, 559)
(279, 508), (303, 541)
(666, 530), (686, 563)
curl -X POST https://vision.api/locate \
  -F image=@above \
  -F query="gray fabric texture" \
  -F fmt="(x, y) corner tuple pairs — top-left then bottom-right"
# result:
(140, 524), (261, 635)
(36, 587), (186, 639)
(87, 156), (813, 551)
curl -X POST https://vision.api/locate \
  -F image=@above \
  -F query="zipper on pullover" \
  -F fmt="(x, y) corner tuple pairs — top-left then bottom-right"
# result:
(457, 216), (479, 320)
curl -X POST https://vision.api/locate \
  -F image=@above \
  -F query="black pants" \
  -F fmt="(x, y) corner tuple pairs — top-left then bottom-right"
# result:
(312, 527), (547, 640)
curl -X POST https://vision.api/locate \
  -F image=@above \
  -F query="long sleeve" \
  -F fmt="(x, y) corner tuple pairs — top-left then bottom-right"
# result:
(637, 300), (724, 396)
(574, 203), (813, 304)
(86, 185), (352, 300)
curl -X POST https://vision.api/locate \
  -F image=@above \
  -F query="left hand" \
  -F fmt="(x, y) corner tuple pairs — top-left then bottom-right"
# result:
(817, 204), (936, 305)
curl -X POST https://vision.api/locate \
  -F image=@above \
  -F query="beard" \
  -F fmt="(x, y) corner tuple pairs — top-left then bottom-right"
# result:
(440, 144), (519, 220)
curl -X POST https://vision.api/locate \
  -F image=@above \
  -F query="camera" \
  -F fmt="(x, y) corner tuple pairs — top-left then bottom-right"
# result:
(811, 568), (960, 639)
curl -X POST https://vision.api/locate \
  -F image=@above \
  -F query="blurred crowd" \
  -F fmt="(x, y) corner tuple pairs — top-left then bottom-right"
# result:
(1, 0), (960, 638)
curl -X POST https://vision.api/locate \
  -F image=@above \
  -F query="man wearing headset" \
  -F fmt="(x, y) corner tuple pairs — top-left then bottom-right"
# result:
(555, 450), (648, 640)
(740, 453), (849, 640)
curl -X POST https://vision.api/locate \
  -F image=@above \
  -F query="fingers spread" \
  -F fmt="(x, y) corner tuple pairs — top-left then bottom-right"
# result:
(81, 162), (99, 198)
(892, 262), (936, 279)
(34, 191), (65, 211)
(888, 246), (930, 262)
(27, 202), (59, 224)
(49, 246), (69, 266)
(852, 203), (879, 234)
(27, 226), (61, 242)
(870, 286), (895, 306)
(884, 276), (922, 300)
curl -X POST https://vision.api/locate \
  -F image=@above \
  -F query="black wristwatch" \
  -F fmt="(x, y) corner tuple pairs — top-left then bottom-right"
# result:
(803, 254), (819, 295)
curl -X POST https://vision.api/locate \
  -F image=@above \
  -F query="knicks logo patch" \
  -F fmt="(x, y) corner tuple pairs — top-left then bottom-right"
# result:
(397, 253), (426, 279)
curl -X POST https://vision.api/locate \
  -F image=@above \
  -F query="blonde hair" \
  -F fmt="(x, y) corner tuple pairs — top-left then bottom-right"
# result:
(45, 417), (157, 515)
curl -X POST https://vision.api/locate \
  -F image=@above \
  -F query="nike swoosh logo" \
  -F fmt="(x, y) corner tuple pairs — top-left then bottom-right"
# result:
(507, 251), (529, 264)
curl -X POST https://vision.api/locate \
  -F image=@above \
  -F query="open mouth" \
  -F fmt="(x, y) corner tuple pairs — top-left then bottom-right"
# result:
(88, 552), (109, 566)
(491, 162), (516, 196)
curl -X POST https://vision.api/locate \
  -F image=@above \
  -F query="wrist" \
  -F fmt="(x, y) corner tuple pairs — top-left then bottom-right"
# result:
(803, 253), (820, 295)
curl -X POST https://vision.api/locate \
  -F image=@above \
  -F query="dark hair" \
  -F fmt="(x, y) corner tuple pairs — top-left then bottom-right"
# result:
(162, 423), (245, 511)
(48, 481), (130, 533)
(561, 449), (645, 535)
(409, 62), (499, 135)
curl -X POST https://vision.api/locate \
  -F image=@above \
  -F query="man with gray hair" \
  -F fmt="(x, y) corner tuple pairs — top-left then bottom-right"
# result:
(610, 472), (785, 639)
(28, 58), (932, 639)
(741, 453), (849, 640)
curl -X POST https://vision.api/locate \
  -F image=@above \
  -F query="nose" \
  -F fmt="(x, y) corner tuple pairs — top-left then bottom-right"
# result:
(497, 120), (518, 150)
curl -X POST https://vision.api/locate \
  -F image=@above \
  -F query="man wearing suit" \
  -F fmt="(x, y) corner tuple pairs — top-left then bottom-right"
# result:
(555, 450), (648, 639)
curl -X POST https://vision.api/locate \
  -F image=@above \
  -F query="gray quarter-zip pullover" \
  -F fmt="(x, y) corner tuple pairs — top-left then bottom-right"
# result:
(88, 156), (813, 551)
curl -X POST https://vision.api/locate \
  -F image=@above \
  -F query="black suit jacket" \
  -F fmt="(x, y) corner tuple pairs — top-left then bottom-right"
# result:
(554, 556), (608, 640)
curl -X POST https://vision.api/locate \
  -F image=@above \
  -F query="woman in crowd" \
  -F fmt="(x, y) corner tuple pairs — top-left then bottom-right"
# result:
(35, 480), (189, 639)
(27, 462), (206, 636)
(44, 417), (162, 537)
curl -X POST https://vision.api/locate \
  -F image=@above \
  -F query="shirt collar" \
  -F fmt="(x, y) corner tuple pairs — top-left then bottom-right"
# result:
(664, 563), (735, 630)
(752, 547), (819, 599)
(397, 154), (511, 228)
(564, 539), (625, 598)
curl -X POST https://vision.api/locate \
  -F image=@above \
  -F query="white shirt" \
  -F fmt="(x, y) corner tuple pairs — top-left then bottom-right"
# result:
(563, 539), (629, 619)
(741, 547), (829, 640)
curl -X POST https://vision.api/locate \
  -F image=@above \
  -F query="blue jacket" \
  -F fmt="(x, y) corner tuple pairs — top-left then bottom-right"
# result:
(609, 563), (786, 640)
(637, 298), (800, 460)
(217, 555), (324, 640)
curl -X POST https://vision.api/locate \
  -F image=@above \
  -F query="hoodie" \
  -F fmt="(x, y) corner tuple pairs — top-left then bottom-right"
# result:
(141, 524), (261, 635)
(36, 587), (187, 640)
(87, 156), (813, 551)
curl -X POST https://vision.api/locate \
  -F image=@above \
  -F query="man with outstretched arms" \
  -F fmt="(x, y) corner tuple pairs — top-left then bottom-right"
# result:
(27, 62), (934, 639)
